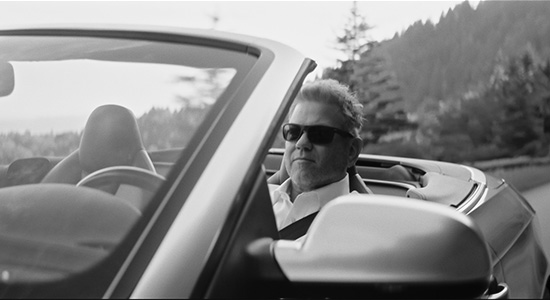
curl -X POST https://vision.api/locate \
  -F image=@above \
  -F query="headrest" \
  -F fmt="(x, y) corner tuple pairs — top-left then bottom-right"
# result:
(79, 105), (145, 173)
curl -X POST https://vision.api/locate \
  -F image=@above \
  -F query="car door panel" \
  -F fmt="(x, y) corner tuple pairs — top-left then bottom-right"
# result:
(469, 184), (548, 298)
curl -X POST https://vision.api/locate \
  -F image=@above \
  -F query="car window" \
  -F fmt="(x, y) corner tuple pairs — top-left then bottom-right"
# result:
(0, 33), (258, 298)
(0, 36), (246, 152)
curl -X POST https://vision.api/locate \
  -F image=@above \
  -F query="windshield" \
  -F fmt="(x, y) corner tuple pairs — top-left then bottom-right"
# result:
(0, 33), (257, 298)
(0, 36), (248, 155)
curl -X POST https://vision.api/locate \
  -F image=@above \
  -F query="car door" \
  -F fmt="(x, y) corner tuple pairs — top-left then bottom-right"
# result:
(191, 165), (281, 298)
(469, 180), (549, 298)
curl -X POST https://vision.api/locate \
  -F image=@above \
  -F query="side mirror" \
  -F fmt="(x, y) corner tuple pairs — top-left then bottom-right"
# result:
(0, 61), (15, 97)
(249, 194), (492, 298)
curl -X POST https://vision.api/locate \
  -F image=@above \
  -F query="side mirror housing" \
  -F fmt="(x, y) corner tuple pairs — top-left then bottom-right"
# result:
(252, 194), (492, 298)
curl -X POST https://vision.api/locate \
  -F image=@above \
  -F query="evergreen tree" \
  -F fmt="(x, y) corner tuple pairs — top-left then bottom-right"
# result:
(489, 51), (550, 156)
(322, 1), (371, 90)
(335, 1), (371, 62)
(420, 50), (550, 162)
(352, 43), (417, 143)
(323, 1), (416, 145)
(376, 0), (550, 113)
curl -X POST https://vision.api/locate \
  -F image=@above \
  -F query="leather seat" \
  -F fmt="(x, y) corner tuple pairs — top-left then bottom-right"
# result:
(42, 104), (155, 184)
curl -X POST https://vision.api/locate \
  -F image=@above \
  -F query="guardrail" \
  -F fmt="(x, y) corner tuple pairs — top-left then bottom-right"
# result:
(469, 156), (550, 192)
(471, 156), (550, 171)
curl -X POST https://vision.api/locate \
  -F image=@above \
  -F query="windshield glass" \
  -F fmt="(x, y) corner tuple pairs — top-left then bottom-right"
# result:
(0, 33), (256, 298)
(0, 36), (244, 155)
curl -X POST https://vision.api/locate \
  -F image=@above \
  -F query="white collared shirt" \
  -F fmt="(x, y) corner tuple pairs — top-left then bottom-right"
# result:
(269, 174), (350, 230)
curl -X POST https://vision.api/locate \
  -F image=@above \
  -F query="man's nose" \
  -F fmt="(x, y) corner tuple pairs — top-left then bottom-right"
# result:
(295, 131), (312, 150)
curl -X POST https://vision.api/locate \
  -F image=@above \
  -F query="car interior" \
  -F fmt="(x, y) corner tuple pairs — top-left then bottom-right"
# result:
(41, 104), (156, 185)
(0, 104), (479, 211)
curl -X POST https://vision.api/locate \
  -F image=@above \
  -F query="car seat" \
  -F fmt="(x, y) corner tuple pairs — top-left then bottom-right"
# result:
(41, 104), (156, 185)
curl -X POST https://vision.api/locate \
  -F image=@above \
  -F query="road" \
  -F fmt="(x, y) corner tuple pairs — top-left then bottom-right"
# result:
(523, 182), (550, 259)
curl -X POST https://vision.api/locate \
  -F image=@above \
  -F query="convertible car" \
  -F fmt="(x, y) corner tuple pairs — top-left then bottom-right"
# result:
(0, 25), (547, 298)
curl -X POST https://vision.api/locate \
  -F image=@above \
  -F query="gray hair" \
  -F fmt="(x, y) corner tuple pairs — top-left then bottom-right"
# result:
(290, 79), (364, 138)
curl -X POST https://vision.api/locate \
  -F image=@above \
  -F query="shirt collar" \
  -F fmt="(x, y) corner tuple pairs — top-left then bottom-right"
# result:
(273, 174), (350, 207)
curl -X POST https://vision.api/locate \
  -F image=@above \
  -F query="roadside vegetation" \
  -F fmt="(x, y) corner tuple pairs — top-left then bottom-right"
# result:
(319, 1), (550, 192)
(0, 107), (206, 164)
(323, 1), (550, 164)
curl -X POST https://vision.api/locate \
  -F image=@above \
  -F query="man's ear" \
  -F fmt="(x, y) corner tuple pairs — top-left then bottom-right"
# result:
(347, 137), (363, 168)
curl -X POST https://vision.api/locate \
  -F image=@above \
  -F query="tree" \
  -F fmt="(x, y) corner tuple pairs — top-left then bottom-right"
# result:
(489, 51), (550, 156)
(418, 50), (550, 162)
(322, 60), (357, 91)
(323, 1), (372, 88)
(351, 44), (417, 143)
(335, 1), (372, 62)
(323, 1), (417, 145)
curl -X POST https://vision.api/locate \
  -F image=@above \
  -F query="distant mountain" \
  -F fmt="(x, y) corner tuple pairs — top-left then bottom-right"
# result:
(373, 0), (550, 112)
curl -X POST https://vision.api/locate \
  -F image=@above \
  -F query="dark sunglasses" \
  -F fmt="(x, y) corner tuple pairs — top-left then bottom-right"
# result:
(282, 123), (353, 145)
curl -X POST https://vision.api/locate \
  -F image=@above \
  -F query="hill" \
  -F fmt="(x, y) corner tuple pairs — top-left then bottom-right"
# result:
(374, 0), (550, 112)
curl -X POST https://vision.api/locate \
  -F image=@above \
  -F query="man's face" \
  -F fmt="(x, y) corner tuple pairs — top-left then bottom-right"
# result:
(284, 100), (353, 193)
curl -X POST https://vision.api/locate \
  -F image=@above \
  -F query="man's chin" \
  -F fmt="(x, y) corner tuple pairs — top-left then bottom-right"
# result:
(291, 173), (324, 191)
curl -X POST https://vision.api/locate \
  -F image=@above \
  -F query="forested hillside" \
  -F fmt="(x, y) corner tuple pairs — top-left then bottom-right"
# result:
(0, 107), (206, 165)
(322, 0), (550, 162)
(2, 1), (550, 165)
(377, 0), (550, 112)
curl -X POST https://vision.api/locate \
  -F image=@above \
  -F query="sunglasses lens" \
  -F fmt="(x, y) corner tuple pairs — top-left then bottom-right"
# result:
(283, 124), (335, 144)
(282, 124), (302, 141)
(307, 126), (334, 144)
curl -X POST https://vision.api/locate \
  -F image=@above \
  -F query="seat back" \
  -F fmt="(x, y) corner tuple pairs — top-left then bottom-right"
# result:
(42, 105), (155, 184)
(347, 165), (373, 194)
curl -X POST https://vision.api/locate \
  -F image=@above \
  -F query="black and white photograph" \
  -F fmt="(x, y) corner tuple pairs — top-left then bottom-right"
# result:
(0, 0), (549, 298)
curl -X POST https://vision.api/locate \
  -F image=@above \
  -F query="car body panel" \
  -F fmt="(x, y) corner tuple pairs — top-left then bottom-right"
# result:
(469, 183), (549, 298)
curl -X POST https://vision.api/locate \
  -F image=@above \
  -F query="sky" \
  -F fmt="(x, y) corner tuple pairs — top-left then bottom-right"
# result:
(0, 0), (480, 77)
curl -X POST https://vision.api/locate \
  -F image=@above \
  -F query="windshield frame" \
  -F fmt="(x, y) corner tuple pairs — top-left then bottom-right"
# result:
(0, 26), (272, 298)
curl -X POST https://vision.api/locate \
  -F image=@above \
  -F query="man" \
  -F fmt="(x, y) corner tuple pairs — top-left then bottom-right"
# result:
(268, 79), (364, 237)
